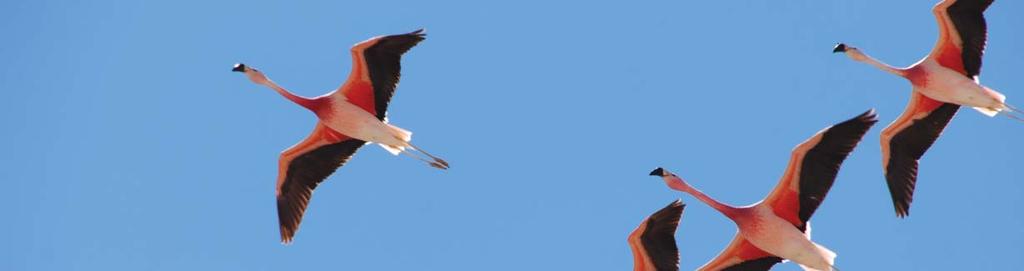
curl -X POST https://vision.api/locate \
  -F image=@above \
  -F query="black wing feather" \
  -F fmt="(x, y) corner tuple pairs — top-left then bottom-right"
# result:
(363, 29), (426, 120)
(947, 0), (994, 78)
(885, 103), (959, 217)
(796, 110), (878, 227)
(640, 200), (684, 271)
(277, 139), (365, 243)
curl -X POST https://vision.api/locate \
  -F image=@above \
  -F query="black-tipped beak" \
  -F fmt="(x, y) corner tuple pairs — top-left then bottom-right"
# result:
(832, 43), (847, 53)
(649, 167), (665, 177)
(232, 63), (247, 72)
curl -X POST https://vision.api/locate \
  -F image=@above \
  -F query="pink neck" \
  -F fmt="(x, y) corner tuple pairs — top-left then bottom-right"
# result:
(680, 185), (740, 218)
(263, 81), (326, 112)
(904, 65), (928, 87)
(851, 49), (908, 77)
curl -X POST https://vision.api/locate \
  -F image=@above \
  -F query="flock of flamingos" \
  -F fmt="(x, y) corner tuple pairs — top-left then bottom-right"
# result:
(231, 0), (1015, 270)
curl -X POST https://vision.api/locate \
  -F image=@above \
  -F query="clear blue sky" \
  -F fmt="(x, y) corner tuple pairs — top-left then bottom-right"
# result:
(3, 1), (1022, 270)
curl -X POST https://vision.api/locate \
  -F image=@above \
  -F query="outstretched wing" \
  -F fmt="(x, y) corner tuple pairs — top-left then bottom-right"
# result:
(928, 0), (993, 78)
(762, 110), (878, 230)
(628, 200), (685, 271)
(275, 123), (366, 244)
(881, 92), (959, 217)
(341, 29), (427, 120)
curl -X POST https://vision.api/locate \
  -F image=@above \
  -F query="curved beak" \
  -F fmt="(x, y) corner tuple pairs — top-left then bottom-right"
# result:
(232, 63), (247, 72)
(649, 167), (666, 177)
(832, 43), (847, 53)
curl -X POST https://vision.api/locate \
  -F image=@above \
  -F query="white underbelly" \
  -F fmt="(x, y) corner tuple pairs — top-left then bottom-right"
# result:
(322, 101), (404, 146)
(919, 64), (1003, 108)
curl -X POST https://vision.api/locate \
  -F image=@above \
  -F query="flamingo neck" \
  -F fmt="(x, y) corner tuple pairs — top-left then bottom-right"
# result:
(681, 185), (740, 218)
(261, 80), (323, 111)
(850, 50), (907, 77)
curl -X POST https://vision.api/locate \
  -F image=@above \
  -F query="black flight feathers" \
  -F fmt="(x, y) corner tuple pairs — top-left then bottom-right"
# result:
(363, 29), (427, 120)
(641, 200), (685, 271)
(794, 109), (877, 228)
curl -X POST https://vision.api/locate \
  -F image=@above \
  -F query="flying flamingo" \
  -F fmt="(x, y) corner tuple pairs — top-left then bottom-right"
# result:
(649, 110), (878, 271)
(628, 199), (685, 271)
(232, 29), (448, 244)
(833, 0), (1016, 217)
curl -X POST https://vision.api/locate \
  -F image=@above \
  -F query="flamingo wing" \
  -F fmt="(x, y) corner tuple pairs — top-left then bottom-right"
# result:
(928, 0), (993, 78)
(762, 110), (878, 230)
(628, 200), (684, 271)
(884, 0), (990, 217)
(881, 91), (959, 217)
(275, 123), (366, 244)
(342, 29), (426, 120)
(698, 235), (782, 271)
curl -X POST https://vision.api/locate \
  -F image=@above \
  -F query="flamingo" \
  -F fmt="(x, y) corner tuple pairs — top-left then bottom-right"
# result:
(628, 199), (685, 271)
(232, 29), (448, 244)
(833, 0), (1016, 217)
(648, 110), (878, 271)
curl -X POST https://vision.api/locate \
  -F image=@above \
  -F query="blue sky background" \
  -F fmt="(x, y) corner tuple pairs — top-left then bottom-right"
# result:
(3, 0), (1022, 270)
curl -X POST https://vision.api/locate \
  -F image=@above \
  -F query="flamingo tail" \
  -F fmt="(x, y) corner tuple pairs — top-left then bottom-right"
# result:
(377, 124), (413, 155)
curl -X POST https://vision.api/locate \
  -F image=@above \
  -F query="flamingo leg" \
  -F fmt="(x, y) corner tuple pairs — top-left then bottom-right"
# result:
(407, 142), (449, 168)
(400, 148), (448, 170)
(999, 103), (1024, 123)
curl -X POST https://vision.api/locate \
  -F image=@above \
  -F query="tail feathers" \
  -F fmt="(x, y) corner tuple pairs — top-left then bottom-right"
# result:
(985, 86), (1007, 103)
(973, 86), (1007, 117)
(377, 124), (412, 156)
(388, 124), (413, 141)
(972, 106), (1000, 117)
(816, 243), (837, 266)
(378, 144), (405, 155)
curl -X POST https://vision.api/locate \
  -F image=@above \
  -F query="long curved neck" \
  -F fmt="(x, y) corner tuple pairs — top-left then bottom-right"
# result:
(850, 50), (907, 77)
(261, 80), (321, 110)
(680, 185), (739, 218)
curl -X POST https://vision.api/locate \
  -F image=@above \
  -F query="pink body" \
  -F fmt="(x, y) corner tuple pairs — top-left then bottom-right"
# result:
(670, 179), (835, 271)
(321, 96), (410, 148)
(734, 205), (832, 270)
(906, 59), (1005, 111)
(241, 68), (411, 150)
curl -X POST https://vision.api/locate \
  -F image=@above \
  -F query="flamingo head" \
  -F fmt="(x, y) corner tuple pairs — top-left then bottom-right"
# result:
(832, 43), (867, 61)
(649, 167), (689, 192)
(648, 167), (666, 177)
(832, 43), (848, 53)
(232, 63), (271, 86)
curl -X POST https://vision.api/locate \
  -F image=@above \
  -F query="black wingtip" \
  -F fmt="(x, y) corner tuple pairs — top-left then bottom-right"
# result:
(832, 43), (847, 53)
(403, 28), (426, 39)
(833, 109), (879, 126)
(828, 109), (879, 136)
(669, 199), (684, 209)
(857, 108), (879, 124)
(649, 167), (665, 177)
(894, 196), (911, 218)
(232, 63), (246, 72)
(651, 199), (685, 220)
